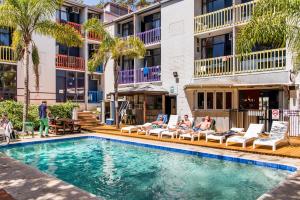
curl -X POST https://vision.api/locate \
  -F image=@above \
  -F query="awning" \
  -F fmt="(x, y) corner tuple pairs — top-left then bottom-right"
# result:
(110, 84), (169, 95)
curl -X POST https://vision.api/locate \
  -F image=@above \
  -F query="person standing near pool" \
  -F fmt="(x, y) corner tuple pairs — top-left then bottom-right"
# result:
(38, 101), (49, 137)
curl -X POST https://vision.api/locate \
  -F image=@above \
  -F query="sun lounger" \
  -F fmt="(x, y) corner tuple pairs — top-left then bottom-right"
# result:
(148, 115), (179, 136)
(253, 121), (288, 151)
(160, 117), (194, 139)
(226, 124), (264, 148)
(121, 126), (138, 134)
(206, 128), (244, 144)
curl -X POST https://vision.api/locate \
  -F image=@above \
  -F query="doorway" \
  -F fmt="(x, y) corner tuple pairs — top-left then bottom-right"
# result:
(165, 96), (177, 116)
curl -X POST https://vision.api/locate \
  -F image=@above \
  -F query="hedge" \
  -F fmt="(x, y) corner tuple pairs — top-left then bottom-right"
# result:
(0, 100), (79, 130)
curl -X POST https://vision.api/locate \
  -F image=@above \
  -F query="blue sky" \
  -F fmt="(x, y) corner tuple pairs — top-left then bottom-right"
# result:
(84, 0), (98, 5)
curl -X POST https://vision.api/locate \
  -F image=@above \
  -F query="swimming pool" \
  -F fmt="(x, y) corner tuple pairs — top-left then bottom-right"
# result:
(0, 136), (295, 200)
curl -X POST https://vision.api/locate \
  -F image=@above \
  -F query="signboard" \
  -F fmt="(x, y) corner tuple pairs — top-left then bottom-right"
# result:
(272, 109), (280, 120)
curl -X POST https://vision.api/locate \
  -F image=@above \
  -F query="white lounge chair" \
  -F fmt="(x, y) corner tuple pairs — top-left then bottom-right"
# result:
(148, 115), (179, 136)
(253, 121), (289, 151)
(160, 117), (194, 139)
(226, 124), (264, 148)
(121, 126), (138, 134)
(206, 128), (244, 144)
(179, 119), (216, 141)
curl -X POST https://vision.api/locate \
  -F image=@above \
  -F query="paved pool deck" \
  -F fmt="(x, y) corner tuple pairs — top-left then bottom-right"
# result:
(0, 133), (299, 200)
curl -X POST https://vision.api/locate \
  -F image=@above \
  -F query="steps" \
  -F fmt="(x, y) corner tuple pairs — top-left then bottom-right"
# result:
(77, 111), (99, 128)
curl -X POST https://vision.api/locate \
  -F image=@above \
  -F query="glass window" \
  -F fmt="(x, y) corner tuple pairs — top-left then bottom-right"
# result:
(202, 0), (232, 13)
(201, 34), (232, 59)
(144, 13), (161, 31)
(0, 28), (12, 46)
(216, 92), (223, 109)
(225, 92), (232, 109)
(197, 92), (205, 109)
(121, 21), (134, 37)
(207, 92), (214, 109)
(145, 48), (161, 67)
(122, 56), (134, 70)
(0, 64), (17, 100)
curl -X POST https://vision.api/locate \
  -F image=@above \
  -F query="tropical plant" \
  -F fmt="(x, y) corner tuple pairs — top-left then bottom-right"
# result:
(236, 0), (300, 73)
(84, 18), (146, 128)
(0, 0), (82, 131)
(49, 101), (79, 119)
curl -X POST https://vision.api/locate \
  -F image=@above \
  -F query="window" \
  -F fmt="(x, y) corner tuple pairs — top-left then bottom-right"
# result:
(197, 92), (205, 109)
(225, 92), (232, 109)
(0, 28), (12, 46)
(202, 0), (232, 13)
(56, 70), (85, 102)
(143, 13), (161, 31)
(201, 34), (232, 59)
(122, 56), (134, 70)
(0, 64), (17, 100)
(145, 48), (161, 67)
(216, 92), (223, 109)
(121, 22), (134, 37)
(57, 43), (80, 57)
(207, 92), (214, 109)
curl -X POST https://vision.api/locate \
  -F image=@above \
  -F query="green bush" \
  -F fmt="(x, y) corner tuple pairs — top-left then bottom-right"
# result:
(0, 100), (79, 130)
(48, 101), (79, 119)
(0, 100), (39, 130)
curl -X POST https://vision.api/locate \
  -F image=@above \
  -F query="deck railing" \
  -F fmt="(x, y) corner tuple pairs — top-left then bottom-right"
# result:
(0, 46), (16, 63)
(118, 69), (134, 84)
(56, 54), (85, 71)
(88, 31), (102, 41)
(118, 66), (161, 84)
(194, 1), (255, 34)
(88, 91), (103, 103)
(136, 27), (161, 45)
(58, 20), (82, 35)
(194, 48), (286, 78)
(135, 66), (161, 83)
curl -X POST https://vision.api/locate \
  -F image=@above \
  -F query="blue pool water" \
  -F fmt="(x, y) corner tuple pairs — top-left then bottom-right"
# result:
(0, 137), (291, 200)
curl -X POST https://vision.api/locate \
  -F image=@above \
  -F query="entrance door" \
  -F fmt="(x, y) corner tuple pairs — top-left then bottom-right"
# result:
(165, 96), (177, 116)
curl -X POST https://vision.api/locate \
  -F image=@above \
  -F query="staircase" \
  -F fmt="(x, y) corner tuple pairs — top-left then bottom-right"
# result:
(77, 111), (99, 129)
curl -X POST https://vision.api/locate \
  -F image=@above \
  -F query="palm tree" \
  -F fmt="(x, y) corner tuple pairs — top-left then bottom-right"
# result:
(84, 18), (146, 128)
(0, 0), (82, 131)
(236, 0), (300, 73)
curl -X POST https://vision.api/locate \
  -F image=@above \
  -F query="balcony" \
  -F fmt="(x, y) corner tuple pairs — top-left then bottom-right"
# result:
(56, 54), (85, 71)
(118, 66), (161, 85)
(194, 48), (286, 78)
(58, 20), (82, 35)
(0, 46), (16, 63)
(136, 27), (161, 46)
(88, 31), (102, 41)
(88, 91), (103, 103)
(194, 1), (255, 34)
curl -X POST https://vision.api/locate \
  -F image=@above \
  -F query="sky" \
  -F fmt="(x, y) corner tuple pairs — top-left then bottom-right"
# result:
(84, 0), (99, 5)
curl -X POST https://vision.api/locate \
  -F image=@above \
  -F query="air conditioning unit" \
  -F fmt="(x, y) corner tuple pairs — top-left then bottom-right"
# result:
(229, 33), (233, 41)
(71, 7), (80, 14)
(145, 50), (151, 56)
(91, 74), (100, 80)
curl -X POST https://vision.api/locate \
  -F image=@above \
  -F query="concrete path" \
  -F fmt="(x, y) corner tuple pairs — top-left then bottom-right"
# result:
(0, 156), (101, 200)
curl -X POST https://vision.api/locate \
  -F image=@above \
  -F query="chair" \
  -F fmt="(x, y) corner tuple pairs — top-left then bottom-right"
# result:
(205, 128), (244, 144)
(179, 119), (216, 141)
(160, 117), (194, 139)
(226, 124), (264, 148)
(148, 115), (179, 136)
(253, 121), (289, 151)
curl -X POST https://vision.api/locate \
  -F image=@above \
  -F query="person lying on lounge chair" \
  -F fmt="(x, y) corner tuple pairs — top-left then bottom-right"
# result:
(140, 115), (165, 132)
(193, 116), (212, 132)
(176, 115), (193, 133)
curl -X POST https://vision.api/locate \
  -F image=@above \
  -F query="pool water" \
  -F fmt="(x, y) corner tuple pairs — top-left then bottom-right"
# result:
(1, 138), (290, 200)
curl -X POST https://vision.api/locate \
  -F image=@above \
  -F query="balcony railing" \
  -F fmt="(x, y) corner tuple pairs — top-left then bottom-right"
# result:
(118, 66), (161, 84)
(88, 31), (102, 41)
(194, 1), (255, 34)
(58, 20), (82, 35)
(136, 27), (161, 45)
(88, 91), (103, 103)
(0, 46), (16, 63)
(56, 54), (85, 71)
(194, 48), (286, 78)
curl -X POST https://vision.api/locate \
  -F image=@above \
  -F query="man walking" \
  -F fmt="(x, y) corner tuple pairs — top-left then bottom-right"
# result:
(38, 101), (49, 137)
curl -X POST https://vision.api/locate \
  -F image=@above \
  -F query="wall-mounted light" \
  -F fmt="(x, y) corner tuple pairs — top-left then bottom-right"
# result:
(173, 72), (178, 78)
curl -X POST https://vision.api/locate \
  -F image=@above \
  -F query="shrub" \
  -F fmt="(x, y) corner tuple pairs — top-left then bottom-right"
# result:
(0, 101), (79, 130)
(0, 100), (39, 130)
(48, 101), (79, 119)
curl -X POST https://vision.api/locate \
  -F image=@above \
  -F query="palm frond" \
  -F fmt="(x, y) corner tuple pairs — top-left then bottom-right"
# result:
(35, 20), (83, 47)
(11, 30), (25, 61)
(0, 4), (19, 28)
(32, 44), (40, 91)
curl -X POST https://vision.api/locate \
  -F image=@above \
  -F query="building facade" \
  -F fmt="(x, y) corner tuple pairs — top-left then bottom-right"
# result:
(0, 1), (128, 109)
(103, 0), (300, 127)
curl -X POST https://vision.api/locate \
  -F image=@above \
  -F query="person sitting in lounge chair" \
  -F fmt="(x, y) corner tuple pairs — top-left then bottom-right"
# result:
(193, 116), (212, 132)
(178, 115), (192, 129)
(141, 115), (165, 131)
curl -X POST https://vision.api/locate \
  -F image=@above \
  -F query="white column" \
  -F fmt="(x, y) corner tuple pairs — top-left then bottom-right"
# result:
(83, 7), (89, 110)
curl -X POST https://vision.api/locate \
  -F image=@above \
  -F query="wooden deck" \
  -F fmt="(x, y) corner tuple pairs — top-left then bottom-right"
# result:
(84, 125), (300, 159)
